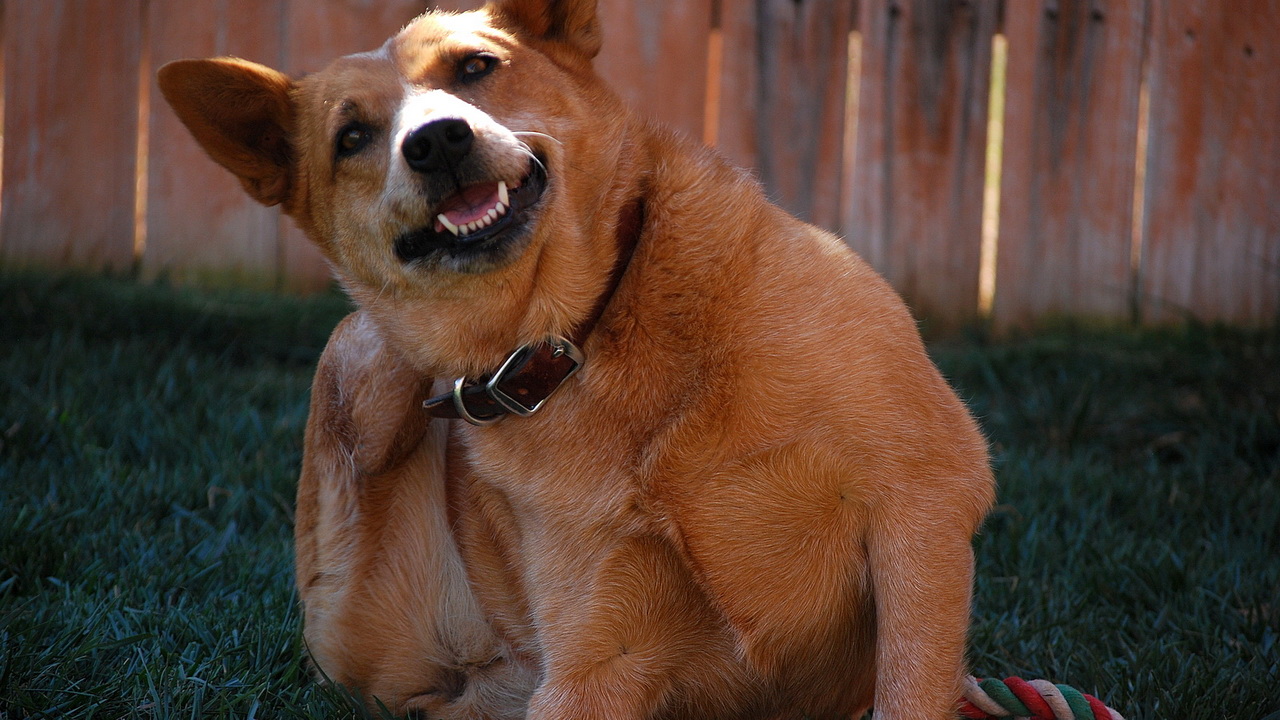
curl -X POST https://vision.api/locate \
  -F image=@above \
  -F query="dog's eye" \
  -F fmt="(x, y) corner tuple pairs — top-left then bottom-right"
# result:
(335, 123), (373, 158)
(459, 53), (499, 83)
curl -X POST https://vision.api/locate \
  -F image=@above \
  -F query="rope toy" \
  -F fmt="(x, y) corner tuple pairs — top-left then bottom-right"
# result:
(960, 675), (1126, 720)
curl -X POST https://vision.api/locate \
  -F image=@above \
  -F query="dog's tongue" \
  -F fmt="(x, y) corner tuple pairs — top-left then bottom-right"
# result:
(435, 182), (502, 230)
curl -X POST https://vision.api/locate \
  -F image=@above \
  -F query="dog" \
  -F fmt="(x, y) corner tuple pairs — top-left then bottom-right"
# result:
(158, 0), (994, 717)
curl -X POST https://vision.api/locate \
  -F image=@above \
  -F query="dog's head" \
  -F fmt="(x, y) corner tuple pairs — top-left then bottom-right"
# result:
(159, 0), (633, 375)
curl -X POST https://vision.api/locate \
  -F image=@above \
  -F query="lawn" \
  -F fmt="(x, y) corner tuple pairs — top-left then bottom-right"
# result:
(1, 269), (1277, 719)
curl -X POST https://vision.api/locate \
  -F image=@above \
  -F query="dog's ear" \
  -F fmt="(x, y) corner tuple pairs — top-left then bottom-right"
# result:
(487, 0), (602, 60)
(157, 58), (295, 207)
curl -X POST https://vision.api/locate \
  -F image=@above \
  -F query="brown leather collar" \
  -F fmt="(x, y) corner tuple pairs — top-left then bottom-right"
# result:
(422, 195), (645, 425)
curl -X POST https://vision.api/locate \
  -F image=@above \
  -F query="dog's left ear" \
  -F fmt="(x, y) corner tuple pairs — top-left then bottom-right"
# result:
(157, 58), (295, 208)
(487, 0), (601, 60)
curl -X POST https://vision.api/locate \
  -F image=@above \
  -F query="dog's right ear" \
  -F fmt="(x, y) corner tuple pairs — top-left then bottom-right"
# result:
(157, 58), (295, 207)
(487, 0), (602, 60)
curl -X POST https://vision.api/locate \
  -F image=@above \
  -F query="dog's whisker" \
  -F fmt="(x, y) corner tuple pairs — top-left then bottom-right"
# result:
(512, 130), (564, 147)
(516, 139), (596, 181)
(516, 143), (552, 177)
(514, 137), (612, 183)
(371, 277), (394, 304)
(515, 141), (544, 164)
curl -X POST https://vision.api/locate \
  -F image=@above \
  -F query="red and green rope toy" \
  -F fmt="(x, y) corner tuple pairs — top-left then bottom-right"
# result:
(960, 675), (1126, 720)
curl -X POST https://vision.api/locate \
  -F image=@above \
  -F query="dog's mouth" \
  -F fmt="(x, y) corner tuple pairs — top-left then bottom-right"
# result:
(394, 161), (548, 265)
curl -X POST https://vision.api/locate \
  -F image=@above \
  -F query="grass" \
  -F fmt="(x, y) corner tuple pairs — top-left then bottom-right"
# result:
(0, 270), (358, 718)
(945, 325), (1280, 719)
(1, 269), (1277, 719)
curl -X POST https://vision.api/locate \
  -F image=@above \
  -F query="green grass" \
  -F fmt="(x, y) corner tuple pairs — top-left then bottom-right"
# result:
(942, 324), (1280, 719)
(1, 269), (1277, 719)
(0, 270), (360, 718)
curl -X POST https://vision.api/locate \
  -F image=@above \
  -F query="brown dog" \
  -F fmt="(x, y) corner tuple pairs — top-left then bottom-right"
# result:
(158, 1), (994, 717)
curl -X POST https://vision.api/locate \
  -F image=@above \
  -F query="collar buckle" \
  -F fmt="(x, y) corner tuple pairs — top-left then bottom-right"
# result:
(449, 336), (585, 426)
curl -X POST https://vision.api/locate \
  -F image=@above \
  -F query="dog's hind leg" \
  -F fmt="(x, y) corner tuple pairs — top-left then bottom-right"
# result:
(295, 311), (534, 717)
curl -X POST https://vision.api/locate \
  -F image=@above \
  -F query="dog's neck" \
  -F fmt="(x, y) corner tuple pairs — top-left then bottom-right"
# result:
(421, 191), (646, 425)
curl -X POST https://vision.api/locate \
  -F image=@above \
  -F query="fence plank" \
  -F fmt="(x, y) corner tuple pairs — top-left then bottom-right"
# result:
(1, 0), (142, 270)
(595, 0), (712, 142)
(144, 0), (286, 286)
(716, 0), (853, 230)
(281, 0), (432, 77)
(847, 0), (997, 328)
(274, 0), (432, 291)
(992, 0), (1148, 329)
(1140, 0), (1280, 324)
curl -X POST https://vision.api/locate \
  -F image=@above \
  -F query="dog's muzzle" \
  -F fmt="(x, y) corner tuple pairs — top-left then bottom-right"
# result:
(392, 121), (549, 265)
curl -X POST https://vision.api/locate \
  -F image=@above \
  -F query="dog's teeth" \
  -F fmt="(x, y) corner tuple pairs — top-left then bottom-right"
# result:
(438, 185), (511, 239)
(438, 214), (461, 236)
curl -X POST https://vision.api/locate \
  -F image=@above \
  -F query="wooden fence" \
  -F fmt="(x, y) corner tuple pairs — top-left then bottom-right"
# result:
(1, 0), (1276, 329)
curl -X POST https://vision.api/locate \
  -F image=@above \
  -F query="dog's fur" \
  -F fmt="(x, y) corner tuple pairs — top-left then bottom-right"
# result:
(158, 1), (994, 717)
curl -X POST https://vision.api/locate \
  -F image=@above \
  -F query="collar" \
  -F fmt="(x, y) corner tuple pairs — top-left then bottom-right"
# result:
(422, 195), (645, 426)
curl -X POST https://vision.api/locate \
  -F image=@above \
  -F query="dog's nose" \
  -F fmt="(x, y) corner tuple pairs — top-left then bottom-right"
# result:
(402, 118), (474, 174)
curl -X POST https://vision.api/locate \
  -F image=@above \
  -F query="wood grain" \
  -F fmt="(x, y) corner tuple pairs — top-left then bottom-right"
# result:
(1, 0), (1275, 326)
(1, 0), (143, 270)
(716, 0), (853, 231)
(992, 0), (1148, 328)
(595, 0), (713, 142)
(1140, 0), (1280, 324)
(846, 0), (998, 328)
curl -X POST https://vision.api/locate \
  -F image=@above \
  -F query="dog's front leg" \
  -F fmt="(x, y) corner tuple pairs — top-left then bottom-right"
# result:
(867, 507), (978, 720)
